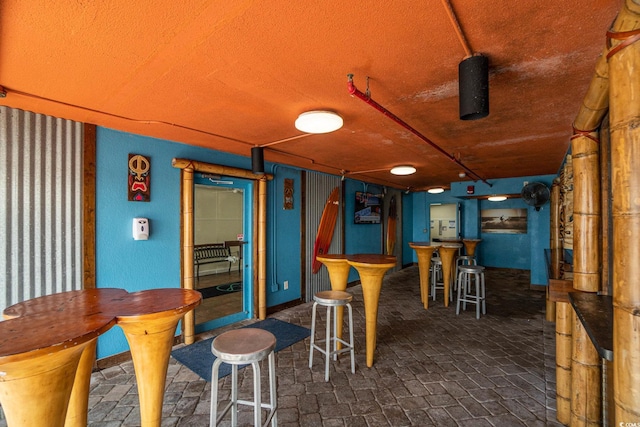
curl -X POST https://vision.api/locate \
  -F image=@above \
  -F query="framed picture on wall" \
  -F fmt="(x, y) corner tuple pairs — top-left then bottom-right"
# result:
(481, 208), (528, 234)
(354, 191), (382, 224)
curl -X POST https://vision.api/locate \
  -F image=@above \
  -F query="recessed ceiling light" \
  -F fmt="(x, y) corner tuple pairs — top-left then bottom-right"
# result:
(390, 165), (416, 175)
(428, 188), (445, 194)
(295, 111), (343, 134)
(488, 195), (507, 202)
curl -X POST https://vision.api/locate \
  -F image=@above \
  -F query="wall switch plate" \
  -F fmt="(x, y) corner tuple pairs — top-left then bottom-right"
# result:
(284, 280), (289, 290)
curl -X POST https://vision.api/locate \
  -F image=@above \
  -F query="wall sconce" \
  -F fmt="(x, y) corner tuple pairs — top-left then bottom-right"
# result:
(251, 146), (264, 174)
(459, 54), (489, 120)
(295, 111), (343, 133)
(428, 187), (445, 194)
(390, 165), (416, 175)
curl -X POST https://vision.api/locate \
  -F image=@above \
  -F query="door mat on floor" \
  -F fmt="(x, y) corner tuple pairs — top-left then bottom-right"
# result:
(198, 281), (242, 299)
(171, 318), (310, 382)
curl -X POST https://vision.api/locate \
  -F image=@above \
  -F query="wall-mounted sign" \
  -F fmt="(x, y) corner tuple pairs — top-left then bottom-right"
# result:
(284, 178), (294, 210)
(128, 154), (150, 202)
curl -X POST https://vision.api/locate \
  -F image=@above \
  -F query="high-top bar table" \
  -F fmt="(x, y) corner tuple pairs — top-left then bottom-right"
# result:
(438, 243), (463, 308)
(408, 242), (439, 309)
(1, 287), (201, 427)
(462, 239), (482, 257)
(346, 254), (397, 367)
(2, 288), (128, 427)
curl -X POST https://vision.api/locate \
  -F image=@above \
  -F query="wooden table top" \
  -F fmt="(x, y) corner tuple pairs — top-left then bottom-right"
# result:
(316, 254), (348, 261)
(346, 254), (397, 266)
(0, 312), (116, 361)
(1, 288), (202, 359)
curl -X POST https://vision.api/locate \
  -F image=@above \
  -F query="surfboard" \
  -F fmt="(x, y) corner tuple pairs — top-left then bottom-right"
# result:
(386, 195), (397, 255)
(312, 186), (340, 274)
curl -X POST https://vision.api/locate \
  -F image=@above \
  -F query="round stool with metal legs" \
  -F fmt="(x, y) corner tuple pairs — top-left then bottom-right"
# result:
(309, 290), (355, 382)
(430, 257), (453, 302)
(210, 328), (278, 427)
(454, 255), (477, 293)
(455, 265), (486, 319)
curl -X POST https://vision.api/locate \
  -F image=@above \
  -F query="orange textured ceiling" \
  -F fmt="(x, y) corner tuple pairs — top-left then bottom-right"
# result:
(0, 0), (621, 190)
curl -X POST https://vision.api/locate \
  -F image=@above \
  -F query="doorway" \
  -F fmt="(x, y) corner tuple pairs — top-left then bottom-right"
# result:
(193, 174), (253, 334)
(430, 203), (460, 240)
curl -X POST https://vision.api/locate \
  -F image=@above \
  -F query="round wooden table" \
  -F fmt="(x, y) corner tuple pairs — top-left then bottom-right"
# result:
(1, 287), (202, 427)
(346, 254), (396, 367)
(408, 242), (438, 309)
(438, 244), (463, 308)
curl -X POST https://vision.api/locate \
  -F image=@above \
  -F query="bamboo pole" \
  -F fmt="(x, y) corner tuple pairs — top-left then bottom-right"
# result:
(609, 0), (640, 421)
(547, 178), (562, 321)
(599, 117), (613, 296)
(556, 301), (573, 425)
(570, 132), (601, 293)
(258, 177), (267, 319)
(570, 310), (602, 426)
(172, 158), (274, 181)
(181, 168), (196, 345)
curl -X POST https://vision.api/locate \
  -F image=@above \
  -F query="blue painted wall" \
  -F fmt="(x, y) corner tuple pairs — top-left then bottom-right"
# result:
(401, 192), (414, 266)
(95, 128), (306, 358)
(409, 175), (555, 287)
(266, 165), (302, 306)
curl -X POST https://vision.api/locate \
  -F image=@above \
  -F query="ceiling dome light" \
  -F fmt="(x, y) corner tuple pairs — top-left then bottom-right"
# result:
(390, 165), (416, 175)
(488, 195), (507, 202)
(428, 187), (445, 194)
(295, 111), (343, 134)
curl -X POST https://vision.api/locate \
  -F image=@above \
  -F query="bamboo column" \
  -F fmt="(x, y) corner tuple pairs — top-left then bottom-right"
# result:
(570, 129), (601, 293)
(548, 178), (562, 322)
(556, 301), (573, 425)
(608, 0), (640, 421)
(570, 311), (602, 426)
(258, 177), (267, 319)
(181, 167), (196, 345)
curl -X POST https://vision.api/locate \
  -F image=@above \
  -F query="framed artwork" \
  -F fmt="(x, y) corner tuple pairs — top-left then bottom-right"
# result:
(284, 178), (294, 209)
(354, 191), (382, 224)
(481, 208), (527, 234)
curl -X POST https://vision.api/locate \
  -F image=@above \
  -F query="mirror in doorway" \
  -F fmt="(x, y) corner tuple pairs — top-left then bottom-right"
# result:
(193, 183), (244, 325)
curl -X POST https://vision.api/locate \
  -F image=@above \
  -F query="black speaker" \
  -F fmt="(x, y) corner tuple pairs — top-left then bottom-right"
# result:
(459, 55), (489, 120)
(251, 146), (264, 174)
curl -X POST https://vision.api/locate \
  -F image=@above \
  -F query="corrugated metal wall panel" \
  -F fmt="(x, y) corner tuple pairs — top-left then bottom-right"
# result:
(305, 173), (342, 302)
(0, 106), (83, 312)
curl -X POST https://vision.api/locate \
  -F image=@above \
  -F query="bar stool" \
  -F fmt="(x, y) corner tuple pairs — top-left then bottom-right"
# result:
(454, 255), (477, 293)
(210, 328), (278, 427)
(456, 265), (486, 319)
(430, 257), (453, 301)
(309, 290), (355, 382)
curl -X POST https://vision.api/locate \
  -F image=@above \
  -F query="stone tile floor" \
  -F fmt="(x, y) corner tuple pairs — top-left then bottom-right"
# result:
(0, 266), (564, 426)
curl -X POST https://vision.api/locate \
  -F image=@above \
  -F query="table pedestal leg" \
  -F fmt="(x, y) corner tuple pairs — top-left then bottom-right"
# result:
(0, 342), (91, 427)
(356, 267), (390, 368)
(439, 247), (459, 308)
(411, 247), (435, 309)
(118, 315), (183, 427)
(65, 340), (98, 427)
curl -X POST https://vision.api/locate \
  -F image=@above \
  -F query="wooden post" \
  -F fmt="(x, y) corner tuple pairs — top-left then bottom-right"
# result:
(556, 301), (572, 425)
(570, 310), (602, 426)
(547, 178), (562, 321)
(608, 0), (640, 421)
(258, 177), (267, 320)
(181, 167), (196, 345)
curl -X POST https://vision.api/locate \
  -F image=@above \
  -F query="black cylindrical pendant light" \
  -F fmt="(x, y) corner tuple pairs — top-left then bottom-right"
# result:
(459, 54), (489, 120)
(251, 146), (264, 174)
